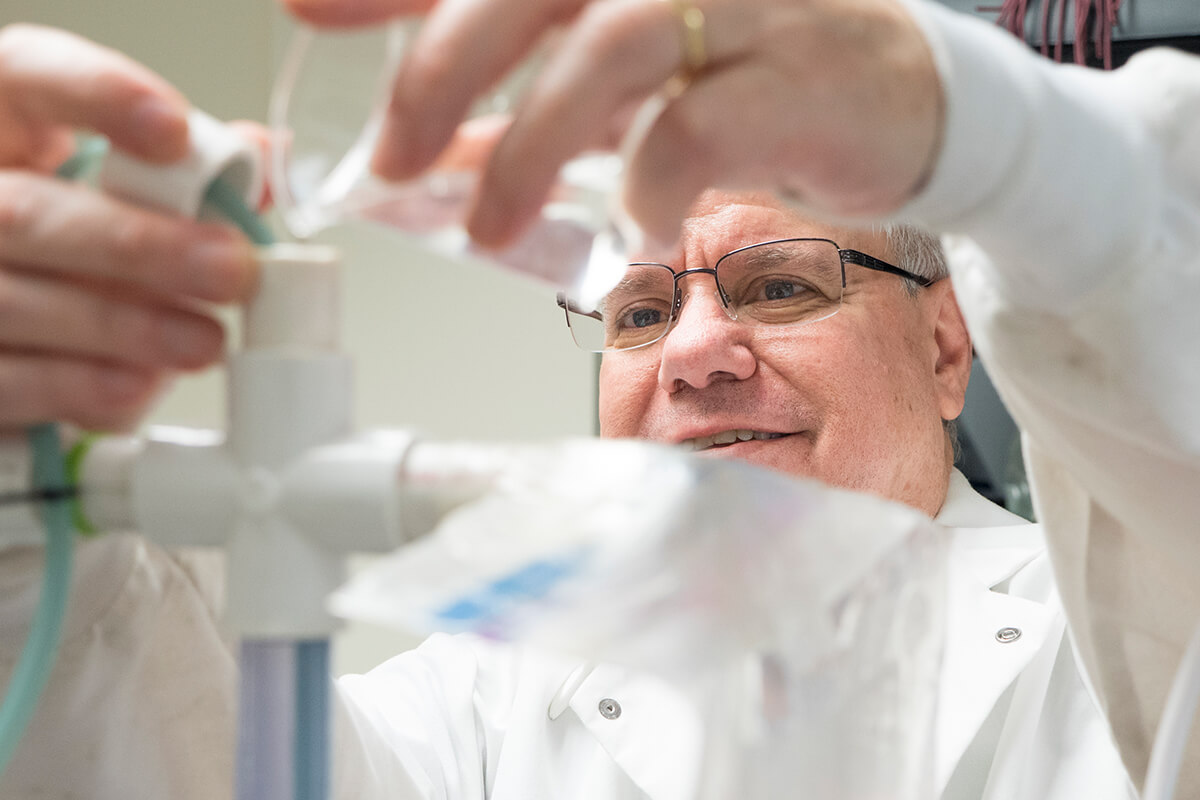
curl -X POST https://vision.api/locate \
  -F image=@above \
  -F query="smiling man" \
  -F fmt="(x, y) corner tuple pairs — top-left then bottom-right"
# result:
(315, 190), (1133, 800)
(593, 191), (968, 517)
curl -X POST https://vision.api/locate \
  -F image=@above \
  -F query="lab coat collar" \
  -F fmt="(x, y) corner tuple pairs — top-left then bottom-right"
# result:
(933, 469), (1058, 793)
(565, 661), (703, 800)
(937, 469), (1030, 529)
(938, 469), (1045, 588)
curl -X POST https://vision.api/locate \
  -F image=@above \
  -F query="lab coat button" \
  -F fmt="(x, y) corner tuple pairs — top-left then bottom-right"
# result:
(599, 698), (622, 719)
(995, 626), (1022, 643)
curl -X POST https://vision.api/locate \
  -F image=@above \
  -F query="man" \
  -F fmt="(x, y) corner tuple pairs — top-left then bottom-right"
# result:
(325, 193), (1132, 800)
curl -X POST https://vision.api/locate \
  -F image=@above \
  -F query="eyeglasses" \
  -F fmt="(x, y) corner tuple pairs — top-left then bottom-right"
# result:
(556, 237), (936, 353)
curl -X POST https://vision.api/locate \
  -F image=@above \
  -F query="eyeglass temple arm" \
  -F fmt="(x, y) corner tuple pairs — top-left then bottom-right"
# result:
(840, 250), (936, 287)
(555, 292), (603, 322)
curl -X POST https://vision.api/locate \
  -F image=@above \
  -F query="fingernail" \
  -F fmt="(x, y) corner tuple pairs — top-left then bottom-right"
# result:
(161, 317), (223, 367)
(187, 234), (258, 302)
(132, 96), (190, 161)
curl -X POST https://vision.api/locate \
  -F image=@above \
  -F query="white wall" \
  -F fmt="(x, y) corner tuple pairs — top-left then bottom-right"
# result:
(4, 4), (598, 673)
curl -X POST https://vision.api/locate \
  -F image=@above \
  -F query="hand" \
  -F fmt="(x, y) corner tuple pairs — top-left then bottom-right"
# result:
(0, 24), (259, 431)
(281, 0), (944, 250)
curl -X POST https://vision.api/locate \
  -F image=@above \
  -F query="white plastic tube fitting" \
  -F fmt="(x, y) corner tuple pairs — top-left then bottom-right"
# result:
(99, 108), (262, 219)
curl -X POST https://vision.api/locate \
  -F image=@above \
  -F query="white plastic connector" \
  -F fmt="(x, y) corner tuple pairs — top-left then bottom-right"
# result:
(397, 440), (523, 538)
(281, 430), (418, 553)
(133, 429), (241, 549)
(69, 240), (500, 638)
(225, 243), (354, 637)
(77, 428), (238, 547)
(74, 245), (355, 638)
(75, 434), (141, 534)
(246, 244), (341, 351)
(99, 108), (262, 219)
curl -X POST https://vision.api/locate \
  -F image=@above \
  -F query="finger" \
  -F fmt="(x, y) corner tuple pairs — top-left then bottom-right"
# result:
(0, 353), (164, 432)
(629, 58), (942, 235)
(0, 24), (189, 164)
(632, 0), (943, 232)
(23, 126), (77, 175)
(0, 267), (226, 370)
(282, 0), (435, 27)
(0, 172), (258, 304)
(372, 0), (586, 181)
(623, 67), (782, 245)
(430, 114), (510, 172)
(466, 0), (682, 246)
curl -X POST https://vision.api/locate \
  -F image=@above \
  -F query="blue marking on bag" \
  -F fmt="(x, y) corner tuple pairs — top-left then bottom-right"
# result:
(435, 553), (586, 626)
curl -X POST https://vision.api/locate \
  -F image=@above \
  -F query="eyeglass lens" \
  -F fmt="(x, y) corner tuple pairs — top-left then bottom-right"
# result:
(564, 239), (845, 352)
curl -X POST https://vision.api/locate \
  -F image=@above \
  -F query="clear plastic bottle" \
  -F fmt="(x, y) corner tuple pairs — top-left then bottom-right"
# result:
(269, 22), (629, 306)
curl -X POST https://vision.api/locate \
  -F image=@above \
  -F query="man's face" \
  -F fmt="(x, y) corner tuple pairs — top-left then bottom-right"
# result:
(598, 192), (970, 516)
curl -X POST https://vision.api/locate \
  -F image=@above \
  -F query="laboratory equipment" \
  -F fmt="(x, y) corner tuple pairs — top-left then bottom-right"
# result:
(935, 0), (1200, 68)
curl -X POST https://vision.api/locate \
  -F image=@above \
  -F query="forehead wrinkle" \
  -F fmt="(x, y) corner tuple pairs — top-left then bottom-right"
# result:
(680, 191), (895, 264)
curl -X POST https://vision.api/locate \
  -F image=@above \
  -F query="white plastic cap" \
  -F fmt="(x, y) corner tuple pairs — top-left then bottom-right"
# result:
(99, 108), (262, 219)
(245, 243), (342, 351)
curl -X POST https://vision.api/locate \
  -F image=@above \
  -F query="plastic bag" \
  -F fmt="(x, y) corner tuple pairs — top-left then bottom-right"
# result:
(332, 438), (946, 799)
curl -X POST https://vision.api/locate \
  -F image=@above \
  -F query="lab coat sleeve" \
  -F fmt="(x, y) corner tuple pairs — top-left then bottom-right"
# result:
(0, 535), (238, 800)
(898, 2), (1200, 792)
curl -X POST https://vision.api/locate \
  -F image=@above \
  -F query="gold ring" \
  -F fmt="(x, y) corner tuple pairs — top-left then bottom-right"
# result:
(662, 0), (707, 96)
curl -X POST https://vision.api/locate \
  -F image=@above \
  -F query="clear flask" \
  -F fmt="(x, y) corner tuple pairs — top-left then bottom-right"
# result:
(269, 22), (629, 305)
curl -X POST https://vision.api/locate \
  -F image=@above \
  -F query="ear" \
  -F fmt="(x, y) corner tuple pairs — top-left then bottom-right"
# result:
(928, 281), (972, 422)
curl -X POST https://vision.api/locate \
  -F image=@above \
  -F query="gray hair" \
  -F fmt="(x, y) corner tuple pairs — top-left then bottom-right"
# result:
(881, 223), (949, 297)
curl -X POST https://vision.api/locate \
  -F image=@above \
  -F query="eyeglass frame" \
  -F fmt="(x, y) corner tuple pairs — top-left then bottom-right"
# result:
(555, 237), (938, 352)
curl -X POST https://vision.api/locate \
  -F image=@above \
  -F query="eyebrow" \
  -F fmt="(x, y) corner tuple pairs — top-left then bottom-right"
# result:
(733, 246), (798, 270)
(730, 245), (839, 282)
(610, 265), (674, 295)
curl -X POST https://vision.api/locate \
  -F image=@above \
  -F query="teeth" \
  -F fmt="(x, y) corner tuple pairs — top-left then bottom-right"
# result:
(683, 430), (787, 451)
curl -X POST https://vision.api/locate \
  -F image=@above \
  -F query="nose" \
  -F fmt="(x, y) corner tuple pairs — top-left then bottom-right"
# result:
(657, 278), (756, 393)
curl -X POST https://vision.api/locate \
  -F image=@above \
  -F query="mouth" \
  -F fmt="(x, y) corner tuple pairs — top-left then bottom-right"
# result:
(679, 430), (792, 452)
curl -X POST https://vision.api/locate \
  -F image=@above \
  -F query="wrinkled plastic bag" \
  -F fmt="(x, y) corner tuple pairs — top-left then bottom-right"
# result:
(331, 438), (946, 799)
